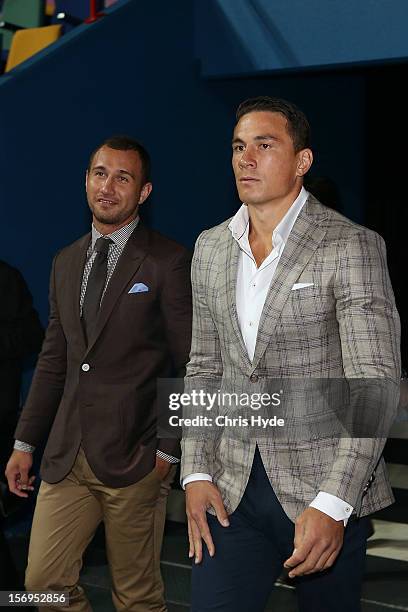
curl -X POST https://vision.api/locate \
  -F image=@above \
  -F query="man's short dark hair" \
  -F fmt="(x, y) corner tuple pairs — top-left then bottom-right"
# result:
(88, 135), (151, 184)
(236, 96), (311, 152)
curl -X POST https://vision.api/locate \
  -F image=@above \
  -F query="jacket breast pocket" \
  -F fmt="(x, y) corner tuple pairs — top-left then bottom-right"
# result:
(124, 291), (155, 302)
(122, 281), (157, 305)
(116, 287), (159, 325)
(283, 285), (336, 324)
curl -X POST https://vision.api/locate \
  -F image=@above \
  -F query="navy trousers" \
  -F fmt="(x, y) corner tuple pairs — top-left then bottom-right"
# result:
(191, 448), (369, 612)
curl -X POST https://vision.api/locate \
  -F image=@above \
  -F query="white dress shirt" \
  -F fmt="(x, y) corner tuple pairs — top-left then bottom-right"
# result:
(184, 188), (353, 524)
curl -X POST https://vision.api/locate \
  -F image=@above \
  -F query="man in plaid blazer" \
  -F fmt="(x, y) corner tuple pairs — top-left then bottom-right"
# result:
(181, 97), (401, 612)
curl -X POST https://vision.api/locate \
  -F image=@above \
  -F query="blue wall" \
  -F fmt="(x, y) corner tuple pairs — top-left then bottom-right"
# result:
(0, 0), (211, 321)
(195, 0), (408, 77)
(0, 0), (375, 326)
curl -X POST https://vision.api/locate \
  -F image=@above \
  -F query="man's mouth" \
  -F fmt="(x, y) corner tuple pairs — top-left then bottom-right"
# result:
(239, 176), (259, 183)
(97, 198), (117, 205)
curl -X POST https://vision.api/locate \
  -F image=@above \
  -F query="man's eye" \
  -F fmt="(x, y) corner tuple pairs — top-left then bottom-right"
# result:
(117, 176), (129, 183)
(95, 171), (105, 176)
(233, 145), (244, 152)
(260, 143), (271, 149)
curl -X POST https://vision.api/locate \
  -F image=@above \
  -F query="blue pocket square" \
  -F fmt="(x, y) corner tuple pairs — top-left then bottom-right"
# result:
(128, 282), (149, 294)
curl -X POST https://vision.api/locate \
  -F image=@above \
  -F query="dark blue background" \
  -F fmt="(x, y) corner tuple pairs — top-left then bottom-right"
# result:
(0, 0), (406, 364)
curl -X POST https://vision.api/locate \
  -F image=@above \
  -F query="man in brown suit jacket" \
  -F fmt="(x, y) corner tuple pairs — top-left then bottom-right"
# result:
(5, 136), (192, 612)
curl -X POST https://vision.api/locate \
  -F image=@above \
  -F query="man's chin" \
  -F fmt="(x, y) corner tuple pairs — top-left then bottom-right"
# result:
(93, 212), (123, 227)
(236, 190), (262, 206)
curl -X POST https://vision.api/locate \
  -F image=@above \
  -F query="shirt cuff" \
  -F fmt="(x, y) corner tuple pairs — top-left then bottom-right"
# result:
(309, 491), (354, 526)
(156, 450), (179, 464)
(182, 473), (213, 490)
(14, 440), (35, 453)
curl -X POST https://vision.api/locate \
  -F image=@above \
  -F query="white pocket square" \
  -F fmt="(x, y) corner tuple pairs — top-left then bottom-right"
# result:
(292, 283), (314, 291)
(128, 282), (149, 294)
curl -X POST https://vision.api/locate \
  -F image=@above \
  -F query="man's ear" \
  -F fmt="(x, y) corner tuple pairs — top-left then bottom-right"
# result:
(139, 182), (153, 204)
(85, 170), (89, 190)
(296, 149), (313, 177)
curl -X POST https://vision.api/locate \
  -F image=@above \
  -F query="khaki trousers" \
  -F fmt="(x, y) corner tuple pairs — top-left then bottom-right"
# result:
(25, 447), (175, 612)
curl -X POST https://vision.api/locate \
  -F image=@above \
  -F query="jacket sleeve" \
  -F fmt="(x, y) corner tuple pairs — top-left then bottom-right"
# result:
(181, 231), (223, 480)
(15, 254), (67, 447)
(157, 246), (192, 459)
(319, 229), (401, 513)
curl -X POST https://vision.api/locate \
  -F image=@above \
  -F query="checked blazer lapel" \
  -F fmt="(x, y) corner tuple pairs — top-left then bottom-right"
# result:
(84, 223), (149, 355)
(250, 196), (329, 373)
(220, 227), (253, 370)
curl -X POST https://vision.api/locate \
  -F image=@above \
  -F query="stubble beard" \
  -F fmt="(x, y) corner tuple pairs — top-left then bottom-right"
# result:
(90, 201), (138, 228)
(92, 209), (125, 226)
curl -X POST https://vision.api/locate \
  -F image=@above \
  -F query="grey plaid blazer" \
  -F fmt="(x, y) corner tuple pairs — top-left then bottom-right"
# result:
(181, 195), (401, 521)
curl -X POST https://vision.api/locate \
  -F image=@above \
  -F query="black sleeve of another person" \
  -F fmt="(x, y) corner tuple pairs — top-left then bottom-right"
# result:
(0, 260), (44, 466)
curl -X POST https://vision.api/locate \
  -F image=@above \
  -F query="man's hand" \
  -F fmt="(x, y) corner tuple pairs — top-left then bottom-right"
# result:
(154, 456), (172, 481)
(5, 450), (35, 498)
(284, 507), (344, 577)
(185, 480), (229, 564)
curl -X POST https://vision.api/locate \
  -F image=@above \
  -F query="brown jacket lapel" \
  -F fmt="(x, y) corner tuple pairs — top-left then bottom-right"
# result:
(70, 233), (91, 352)
(84, 223), (149, 355)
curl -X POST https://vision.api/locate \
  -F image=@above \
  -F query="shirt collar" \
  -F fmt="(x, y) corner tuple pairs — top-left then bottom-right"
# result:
(228, 187), (309, 248)
(91, 216), (139, 250)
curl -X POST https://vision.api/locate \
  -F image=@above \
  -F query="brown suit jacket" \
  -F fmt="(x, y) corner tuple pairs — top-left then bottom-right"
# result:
(15, 222), (192, 487)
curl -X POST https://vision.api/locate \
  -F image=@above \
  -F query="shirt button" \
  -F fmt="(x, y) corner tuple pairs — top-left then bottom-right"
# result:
(250, 374), (259, 382)
(345, 507), (351, 513)
(81, 363), (90, 372)
(249, 321), (253, 327)
(252, 283), (256, 287)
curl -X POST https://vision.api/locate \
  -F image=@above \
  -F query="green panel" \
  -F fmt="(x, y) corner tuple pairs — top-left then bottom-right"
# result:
(0, 0), (45, 50)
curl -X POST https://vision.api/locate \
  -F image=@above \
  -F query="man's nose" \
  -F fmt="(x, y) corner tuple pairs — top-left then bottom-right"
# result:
(100, 175), (115, 194)
(239, 149), (256, 168)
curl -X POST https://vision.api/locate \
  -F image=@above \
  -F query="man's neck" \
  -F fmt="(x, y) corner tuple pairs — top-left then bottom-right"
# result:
(92, 215), (138, 236)
(247, 186), (302, 244)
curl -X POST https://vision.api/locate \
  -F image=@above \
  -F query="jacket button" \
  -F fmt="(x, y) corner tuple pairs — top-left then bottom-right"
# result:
(250, 374), (259, 382)
(81, 363), (90, 372)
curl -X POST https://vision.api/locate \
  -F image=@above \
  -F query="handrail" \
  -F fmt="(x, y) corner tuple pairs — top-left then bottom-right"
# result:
(85, 0), (105, 24)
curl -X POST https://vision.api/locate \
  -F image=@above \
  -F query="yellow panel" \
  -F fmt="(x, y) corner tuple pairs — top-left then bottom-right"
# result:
(5, 24), (62, 72)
